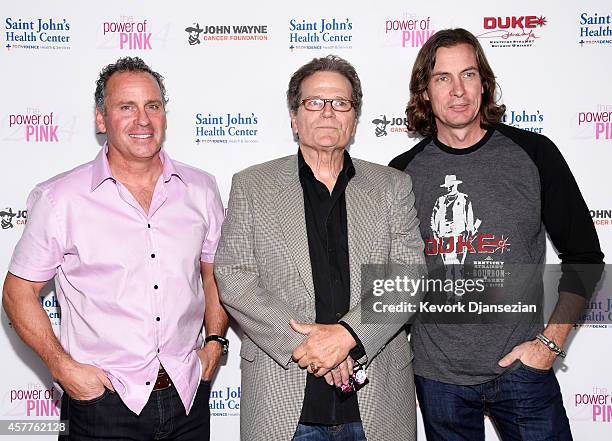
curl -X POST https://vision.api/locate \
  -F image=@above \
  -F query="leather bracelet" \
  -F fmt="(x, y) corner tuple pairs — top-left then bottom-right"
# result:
(205, 335), (229, 355)
(536, 333), (566, 358)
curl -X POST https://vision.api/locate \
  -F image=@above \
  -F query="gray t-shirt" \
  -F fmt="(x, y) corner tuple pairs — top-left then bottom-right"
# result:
(389, 123), (603, 385)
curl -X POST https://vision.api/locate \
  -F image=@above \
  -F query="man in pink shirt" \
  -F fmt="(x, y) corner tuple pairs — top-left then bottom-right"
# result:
(2, 57), (228, 440)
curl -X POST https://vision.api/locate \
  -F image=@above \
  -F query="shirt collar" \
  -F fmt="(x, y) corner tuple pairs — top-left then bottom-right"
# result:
(159, 149), (184, 184)
(90, 144), (184, 192)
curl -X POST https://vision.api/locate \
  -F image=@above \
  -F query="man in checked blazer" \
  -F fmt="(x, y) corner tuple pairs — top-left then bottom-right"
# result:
(215, 55), (426, 441)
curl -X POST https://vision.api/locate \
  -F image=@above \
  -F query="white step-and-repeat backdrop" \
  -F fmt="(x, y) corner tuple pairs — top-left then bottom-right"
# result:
(1, 0), (611, 439)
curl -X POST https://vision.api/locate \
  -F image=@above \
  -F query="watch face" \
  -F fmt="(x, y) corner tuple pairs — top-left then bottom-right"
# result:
(354, 369), (367, 384)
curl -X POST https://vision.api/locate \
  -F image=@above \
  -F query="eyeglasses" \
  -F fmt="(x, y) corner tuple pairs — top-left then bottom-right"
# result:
(300, 98), (354, 112)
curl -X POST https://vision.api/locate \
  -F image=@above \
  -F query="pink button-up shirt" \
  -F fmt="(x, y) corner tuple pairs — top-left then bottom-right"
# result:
(9, 147), (224, 415)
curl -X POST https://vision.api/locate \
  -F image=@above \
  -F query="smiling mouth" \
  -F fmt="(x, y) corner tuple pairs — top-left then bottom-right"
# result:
(129, 134), (153, 139)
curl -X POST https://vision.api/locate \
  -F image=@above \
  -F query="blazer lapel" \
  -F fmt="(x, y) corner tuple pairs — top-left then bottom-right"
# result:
(275, 156), (315, 299)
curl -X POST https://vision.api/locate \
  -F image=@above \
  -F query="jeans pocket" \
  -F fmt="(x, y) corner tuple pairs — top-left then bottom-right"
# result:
(70, 388), (111, 405)
(519, 360), (551, 375)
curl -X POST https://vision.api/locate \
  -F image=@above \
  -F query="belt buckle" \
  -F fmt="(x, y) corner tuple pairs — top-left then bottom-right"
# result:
(153, 368), (172, 391)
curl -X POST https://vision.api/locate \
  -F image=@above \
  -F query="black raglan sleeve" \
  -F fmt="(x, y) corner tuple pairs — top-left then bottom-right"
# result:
(498, 124), (604, 298)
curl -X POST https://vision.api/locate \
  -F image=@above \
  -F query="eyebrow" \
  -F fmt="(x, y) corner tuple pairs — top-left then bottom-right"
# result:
(115, 99), (163, 106)
(304, 95), (351, 100)
(431, 66), (478, 77)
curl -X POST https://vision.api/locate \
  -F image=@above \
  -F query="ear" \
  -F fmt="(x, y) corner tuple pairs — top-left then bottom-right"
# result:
(422, 89), (430, 101)
(290, 110), (298, 136)
(95, 108), (106, 133)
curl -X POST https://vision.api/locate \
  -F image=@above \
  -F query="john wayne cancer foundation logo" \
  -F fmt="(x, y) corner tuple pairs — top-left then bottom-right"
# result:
(184, 22), (268, 44)
(4, 17), (71, 51)
(592, 209), (612, 228)
(1, 207), (27, 229)
(477, 15), (547, 48)
(371, 114), (408, 137)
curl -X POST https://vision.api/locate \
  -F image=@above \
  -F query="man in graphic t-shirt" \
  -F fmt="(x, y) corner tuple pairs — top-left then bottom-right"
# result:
(390, 28), (604, 441)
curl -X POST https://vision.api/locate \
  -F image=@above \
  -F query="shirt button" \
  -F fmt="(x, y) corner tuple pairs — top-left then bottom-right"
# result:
(335, 313), (342, 320)
(157, 348), (160, 353)
(154, 285), (159, 290)
(147, 223), (151, 228)
(156, 317), (160, 321)
(146, 381), (151, 386)
(151, 253), (156, 258)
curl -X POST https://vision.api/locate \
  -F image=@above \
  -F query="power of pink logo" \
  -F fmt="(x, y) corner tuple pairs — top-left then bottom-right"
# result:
(578, 107), (612, 140)
(384, 15), (435, 48)
(102, 18), (152, 49)
(8, 386), (60, 417)
(8, 111), (58, 142)
(574, 387), (612, 422)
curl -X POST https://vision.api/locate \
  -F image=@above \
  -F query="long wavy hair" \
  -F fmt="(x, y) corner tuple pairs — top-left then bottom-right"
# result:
(406, 28), (505, 137)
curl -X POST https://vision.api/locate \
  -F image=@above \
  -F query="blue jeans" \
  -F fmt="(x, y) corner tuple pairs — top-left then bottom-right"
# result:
(58, 381), (210, 440)
(415, 363), (572, 441)
(293, 422), (367, 441)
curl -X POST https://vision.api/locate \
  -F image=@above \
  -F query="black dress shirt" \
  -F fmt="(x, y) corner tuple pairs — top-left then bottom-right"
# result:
(297, 149), (364, 425)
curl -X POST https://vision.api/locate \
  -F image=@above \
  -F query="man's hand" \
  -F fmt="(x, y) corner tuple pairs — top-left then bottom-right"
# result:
(197, 342), (224, 381)
(55, 359), (114, 401)
(323, 356), (353, 387)
(498, 338), (557, 371)
(290, 320), (356, 377)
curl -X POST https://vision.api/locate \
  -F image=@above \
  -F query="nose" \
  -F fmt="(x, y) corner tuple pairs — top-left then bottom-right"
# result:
(136, 107), (152, 126)
(321, 100), (335, 117)
(451, 78), (466, 97)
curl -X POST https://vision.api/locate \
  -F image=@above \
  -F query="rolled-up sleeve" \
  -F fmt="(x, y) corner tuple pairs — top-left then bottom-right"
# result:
(200, 176), (225, 263)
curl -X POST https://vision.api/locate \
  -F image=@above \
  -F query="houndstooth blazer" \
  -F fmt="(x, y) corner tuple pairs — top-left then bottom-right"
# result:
(214, 154), (426, 441)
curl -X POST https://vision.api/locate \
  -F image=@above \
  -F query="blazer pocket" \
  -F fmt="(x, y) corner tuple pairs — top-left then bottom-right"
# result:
(239, 337), (257, 362)
(392, 336), (414, 369)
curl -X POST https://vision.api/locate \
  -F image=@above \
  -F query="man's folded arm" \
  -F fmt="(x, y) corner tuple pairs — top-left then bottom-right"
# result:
(341, 172), (426, 364)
